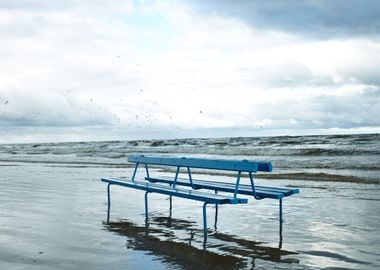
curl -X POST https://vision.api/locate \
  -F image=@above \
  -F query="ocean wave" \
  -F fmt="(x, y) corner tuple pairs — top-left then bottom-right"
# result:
(259, 172), (380, 184)
(0, 134), (379, 185)
(0, 157), (378, 184)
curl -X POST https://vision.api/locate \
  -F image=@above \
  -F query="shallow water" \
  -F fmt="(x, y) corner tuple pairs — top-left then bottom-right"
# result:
(0, 162), (379, 269)
(1, 134), (380, 269)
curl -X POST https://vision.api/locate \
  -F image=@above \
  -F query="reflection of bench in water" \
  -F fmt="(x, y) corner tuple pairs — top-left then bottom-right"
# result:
(104, 217), (299, 269)
(101, 155), (299, 240)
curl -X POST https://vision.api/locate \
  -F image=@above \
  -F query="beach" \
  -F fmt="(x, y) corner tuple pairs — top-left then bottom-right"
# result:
(0, 134), (379, 269)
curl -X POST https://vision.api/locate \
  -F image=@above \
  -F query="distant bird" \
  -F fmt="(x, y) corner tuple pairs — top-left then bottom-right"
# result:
(199, 110), (203, 114)
(4, 100), (9, 105)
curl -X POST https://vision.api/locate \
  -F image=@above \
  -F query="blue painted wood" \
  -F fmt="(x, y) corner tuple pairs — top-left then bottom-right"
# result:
(128, 155), (272, 172)
(101, 178), (248, 204)
(146, 176), (299, 199)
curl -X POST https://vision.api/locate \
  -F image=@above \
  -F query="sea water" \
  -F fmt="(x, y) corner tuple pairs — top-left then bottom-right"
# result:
(0, 133), (379, 269)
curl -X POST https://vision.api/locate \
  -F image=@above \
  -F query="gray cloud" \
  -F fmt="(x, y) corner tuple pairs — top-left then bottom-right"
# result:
(310, 87), (380, 128)
(0, 91), (117, 127)
(190, 0), (380, 38)
(238, 63), (334, 88)
(249, 86), (380, 130)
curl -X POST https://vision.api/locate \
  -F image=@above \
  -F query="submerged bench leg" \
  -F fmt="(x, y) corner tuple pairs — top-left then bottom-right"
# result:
(145, 191), (150, 221)
(203, 202), (208, 240)
(169, 183), (173, 213)
(107, 184), (111, 210)
(214, 204), (218, 229)
(214, 191), (218, 229)
(279, 198), (283, 226)
(107, 184), (111, 222)
(279, 199), (283, 248)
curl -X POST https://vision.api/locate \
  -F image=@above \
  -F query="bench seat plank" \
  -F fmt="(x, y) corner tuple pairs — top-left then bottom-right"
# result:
(128, 155), (272, 172)
(101, 177), (248, 204)
(146, 176), (299, 199)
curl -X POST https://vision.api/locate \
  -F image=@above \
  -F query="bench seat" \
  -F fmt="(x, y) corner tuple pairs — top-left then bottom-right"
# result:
(102, 177), (248, 204)
(146, 176), (299, 199)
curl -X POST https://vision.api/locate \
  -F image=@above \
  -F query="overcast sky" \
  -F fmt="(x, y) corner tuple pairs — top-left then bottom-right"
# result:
(0, 0), (379, 143)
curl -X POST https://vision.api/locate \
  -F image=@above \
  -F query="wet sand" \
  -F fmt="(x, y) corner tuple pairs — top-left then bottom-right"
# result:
(1, 161), (379, 269)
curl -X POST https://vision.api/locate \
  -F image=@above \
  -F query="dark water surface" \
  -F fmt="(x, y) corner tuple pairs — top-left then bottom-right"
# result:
(0, 134), (379, 269)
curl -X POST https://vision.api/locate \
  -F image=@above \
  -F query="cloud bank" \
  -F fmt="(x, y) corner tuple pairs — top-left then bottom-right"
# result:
(0, 0), (379, 142)
(191, 0), (380, 38)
